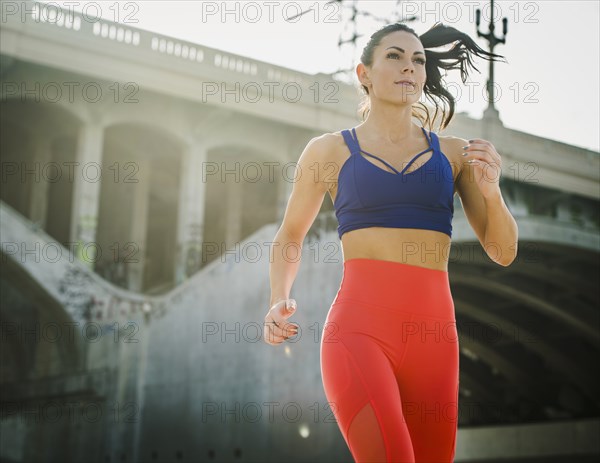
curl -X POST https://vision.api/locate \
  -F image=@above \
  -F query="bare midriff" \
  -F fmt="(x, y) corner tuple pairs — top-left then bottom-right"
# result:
(340, 227), (451, 272)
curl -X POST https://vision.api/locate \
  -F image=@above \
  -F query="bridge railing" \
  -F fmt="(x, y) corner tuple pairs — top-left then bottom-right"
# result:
(2, 1), (359, 111)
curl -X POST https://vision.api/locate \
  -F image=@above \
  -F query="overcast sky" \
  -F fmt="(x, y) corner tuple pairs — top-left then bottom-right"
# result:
(42, 0), (599, 151)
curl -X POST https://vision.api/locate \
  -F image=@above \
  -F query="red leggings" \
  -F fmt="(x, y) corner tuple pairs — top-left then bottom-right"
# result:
(320, 258), (459, 463)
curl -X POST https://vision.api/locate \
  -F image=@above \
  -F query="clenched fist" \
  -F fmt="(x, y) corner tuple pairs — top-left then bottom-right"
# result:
(264, 299), (299, 346)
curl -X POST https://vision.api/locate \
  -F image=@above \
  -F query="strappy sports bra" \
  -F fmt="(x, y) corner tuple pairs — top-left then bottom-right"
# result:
(333, 126), (454, 240)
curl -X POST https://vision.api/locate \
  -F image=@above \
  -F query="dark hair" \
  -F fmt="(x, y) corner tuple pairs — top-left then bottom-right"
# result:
(357, 22), (507, 131)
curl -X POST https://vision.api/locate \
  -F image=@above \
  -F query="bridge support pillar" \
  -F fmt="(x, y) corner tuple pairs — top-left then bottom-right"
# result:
(175, 142), (207, 283)
(70, 121), (104, 268)
(28, 138), (52, 229)
(224, 179), (243, 246)
(128, 158), (150, 292)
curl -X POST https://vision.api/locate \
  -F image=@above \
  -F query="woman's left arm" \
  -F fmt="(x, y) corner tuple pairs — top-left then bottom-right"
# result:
(479, 183), (519, 267)
(454, 137), (519, 266)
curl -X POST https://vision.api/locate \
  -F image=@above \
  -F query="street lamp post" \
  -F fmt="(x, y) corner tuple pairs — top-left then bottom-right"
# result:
(476, 0), (508, 120)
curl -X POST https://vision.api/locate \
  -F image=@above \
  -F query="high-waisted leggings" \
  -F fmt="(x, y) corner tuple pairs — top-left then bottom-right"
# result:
(320, 258), (459, 463)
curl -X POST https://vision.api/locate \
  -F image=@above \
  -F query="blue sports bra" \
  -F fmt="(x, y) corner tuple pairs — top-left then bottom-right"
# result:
(333, 126), (454, 240)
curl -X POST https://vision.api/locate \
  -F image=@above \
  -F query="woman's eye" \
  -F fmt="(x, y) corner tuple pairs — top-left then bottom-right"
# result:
(387, 53), (426, 65)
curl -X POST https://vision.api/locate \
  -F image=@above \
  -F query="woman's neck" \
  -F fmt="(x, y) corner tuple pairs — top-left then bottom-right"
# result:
(359, 104), (417, 143)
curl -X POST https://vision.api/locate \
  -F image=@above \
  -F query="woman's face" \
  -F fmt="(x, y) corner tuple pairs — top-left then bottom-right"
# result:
(359, 30), (427, 104)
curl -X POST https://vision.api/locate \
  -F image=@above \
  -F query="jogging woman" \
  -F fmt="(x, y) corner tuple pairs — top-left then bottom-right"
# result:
(264, 22), (518, 463)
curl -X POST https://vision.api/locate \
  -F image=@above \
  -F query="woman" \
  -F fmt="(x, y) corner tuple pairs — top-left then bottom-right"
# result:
(264, 22), (518, 463)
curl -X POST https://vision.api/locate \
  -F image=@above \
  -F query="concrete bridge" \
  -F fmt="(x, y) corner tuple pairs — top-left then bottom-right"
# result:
(1, 2), (599, 462)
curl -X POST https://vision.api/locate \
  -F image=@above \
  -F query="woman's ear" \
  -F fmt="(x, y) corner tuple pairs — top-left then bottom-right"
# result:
(357, 63), (371, 90)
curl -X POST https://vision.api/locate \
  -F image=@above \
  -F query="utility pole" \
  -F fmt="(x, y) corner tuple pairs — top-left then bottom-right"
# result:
(287, 0), (416, 80)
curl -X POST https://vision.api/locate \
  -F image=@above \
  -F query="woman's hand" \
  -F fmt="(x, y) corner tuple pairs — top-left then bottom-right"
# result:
(263, 299), (299, 346)
(462, 139), (503, 199)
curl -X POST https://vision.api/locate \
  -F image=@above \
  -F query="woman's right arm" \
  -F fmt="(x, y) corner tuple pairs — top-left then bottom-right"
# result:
(264, 135), (333, 345)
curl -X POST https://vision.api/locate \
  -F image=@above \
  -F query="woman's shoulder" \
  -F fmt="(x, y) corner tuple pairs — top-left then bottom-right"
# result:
(437, 134), (469, 157)
(437, 133), (469, 152)
(437, 133), (470, 179)
(315, 130), (348, 148)
(301, 130), (348, 163)
(294, 131), (351, 190)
